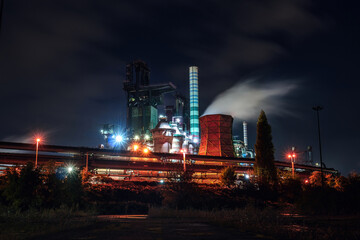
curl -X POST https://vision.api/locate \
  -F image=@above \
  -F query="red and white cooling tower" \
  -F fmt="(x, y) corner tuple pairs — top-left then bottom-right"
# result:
(198, 114), (235, 157)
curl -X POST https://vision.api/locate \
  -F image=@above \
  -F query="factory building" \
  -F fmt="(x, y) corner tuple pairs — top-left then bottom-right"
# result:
(102, 60), (254, 159)
(120, 60), (198, 154)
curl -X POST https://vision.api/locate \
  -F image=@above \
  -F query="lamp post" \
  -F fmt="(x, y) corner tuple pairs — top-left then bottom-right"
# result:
(287, 152), (296, 178)
(312, 106), (324, 186)
(180, 149), (186, 172)
(35, 138), (40, 168)
(85, 152), (89, 173)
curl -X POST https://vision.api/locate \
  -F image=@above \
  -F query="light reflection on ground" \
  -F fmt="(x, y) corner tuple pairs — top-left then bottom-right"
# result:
(97, 215), (148, 220)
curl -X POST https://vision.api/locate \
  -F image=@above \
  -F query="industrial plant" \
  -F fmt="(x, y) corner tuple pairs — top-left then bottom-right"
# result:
(100, 60), (252, 158)
(0, 60), (336, 184)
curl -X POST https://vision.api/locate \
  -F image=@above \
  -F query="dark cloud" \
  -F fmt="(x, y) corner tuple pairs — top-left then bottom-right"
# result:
(0, 0), (359, 174)
(235, 0), (323, 37)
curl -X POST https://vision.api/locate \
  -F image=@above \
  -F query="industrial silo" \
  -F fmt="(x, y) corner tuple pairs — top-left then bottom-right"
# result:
(151, 120), (175, 153)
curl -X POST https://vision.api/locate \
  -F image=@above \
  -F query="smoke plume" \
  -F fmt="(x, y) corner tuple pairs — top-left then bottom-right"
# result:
(203, 79), (297, 120)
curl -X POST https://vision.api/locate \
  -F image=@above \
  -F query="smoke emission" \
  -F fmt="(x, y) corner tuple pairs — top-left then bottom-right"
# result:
(203, 79), (297, 120)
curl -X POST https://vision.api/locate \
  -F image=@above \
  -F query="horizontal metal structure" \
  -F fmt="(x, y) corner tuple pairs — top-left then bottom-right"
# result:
(0, 141), (338, 177)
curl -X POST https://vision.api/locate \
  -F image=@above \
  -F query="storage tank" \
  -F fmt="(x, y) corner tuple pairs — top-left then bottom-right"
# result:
(171, 134), (184, 153)
(198, 114), (235, 157)
(151, 120), (175, 153)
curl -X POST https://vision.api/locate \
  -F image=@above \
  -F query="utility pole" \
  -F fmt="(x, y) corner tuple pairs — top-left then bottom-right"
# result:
(287, 147), (296, 178)
(291, 147), (296, 178)
(85, 153), (89, 172)
(0, 0), (4, 36)
(312, 106), (324, 186)
(35, 138), (40, 168)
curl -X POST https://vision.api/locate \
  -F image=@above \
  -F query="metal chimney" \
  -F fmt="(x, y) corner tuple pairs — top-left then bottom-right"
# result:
(243, 121), (248, 149)
(189, 66), (199, 143)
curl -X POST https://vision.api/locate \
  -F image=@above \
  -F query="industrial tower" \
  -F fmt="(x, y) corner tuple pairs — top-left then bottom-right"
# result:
(189, 66), (200, 143)
(123, 60), (176, 136)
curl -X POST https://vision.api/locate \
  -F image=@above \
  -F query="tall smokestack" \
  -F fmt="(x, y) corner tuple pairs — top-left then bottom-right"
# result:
(189, 66), (199, 143)
(243, 121), (248, 149)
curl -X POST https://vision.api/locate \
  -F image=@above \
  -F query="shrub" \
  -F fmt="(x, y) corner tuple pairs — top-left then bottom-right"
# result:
(219, 166), (236, 188)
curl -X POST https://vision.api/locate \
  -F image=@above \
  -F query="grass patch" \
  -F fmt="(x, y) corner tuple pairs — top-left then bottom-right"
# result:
(0, 206), (96, 240)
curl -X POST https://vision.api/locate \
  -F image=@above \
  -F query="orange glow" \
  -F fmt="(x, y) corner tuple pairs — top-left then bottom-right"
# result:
(143, 148), (149, 154)
(180, 149), (187, 153)
(304, 179), (309, 184)
(287, 154), (292, 158)
(292, 154), (296, 158)
(33, 132), (45, 144)
(133, 145), (139, 151)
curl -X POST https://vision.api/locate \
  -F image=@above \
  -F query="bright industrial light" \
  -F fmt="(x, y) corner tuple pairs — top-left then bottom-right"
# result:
(287, 154), (292, 158)
(292, 154), (296, 158)
(67, 167), (73, 173)
(133, 144), (139, 151)
(36, 138), (41, 143)
(245, 174), (250, 179)
(144, 134), (150, 140)
(193, 138), (198, 143)
(143, 148), (149, 154)
(180, 149), (187, 153)
(134, 135), (140, 140)
(115, 135), (123, 143)
(160, 179), (164, 184)
(176, 118), (180, 123)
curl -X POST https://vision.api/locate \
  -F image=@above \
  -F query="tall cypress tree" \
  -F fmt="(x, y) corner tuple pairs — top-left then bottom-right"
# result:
(254, 110), (277, 185)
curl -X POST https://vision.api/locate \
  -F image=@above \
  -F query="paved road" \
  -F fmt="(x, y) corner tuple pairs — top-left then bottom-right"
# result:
(33, 215), (267, 240)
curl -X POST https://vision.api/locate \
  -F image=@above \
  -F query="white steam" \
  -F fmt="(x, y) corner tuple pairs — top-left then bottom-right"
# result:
(203, 79), (297, 120)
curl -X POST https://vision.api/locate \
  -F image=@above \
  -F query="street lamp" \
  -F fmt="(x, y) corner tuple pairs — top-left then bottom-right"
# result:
(180, 149), (187, 172)
(35, 138), (40, 168)
(115, 135), (123, 143)
(133, 144), (139, 151)
(287, 152), (296, 178)
(312, 105), (324, 186)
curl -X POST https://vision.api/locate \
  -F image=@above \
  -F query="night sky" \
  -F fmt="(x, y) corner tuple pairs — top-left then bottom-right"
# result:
(0, 0), (359, 175)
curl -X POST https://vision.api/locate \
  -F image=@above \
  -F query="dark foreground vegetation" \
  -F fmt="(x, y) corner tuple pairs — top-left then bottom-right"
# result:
(0, 162), (359, 240)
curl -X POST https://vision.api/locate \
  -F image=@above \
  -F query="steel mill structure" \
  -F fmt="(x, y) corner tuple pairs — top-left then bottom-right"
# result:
(0, 60), (332, 184)
(123, 60), (177, 137)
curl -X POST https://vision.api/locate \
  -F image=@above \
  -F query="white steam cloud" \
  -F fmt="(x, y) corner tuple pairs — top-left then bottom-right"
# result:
(203, 79), (297, 120)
